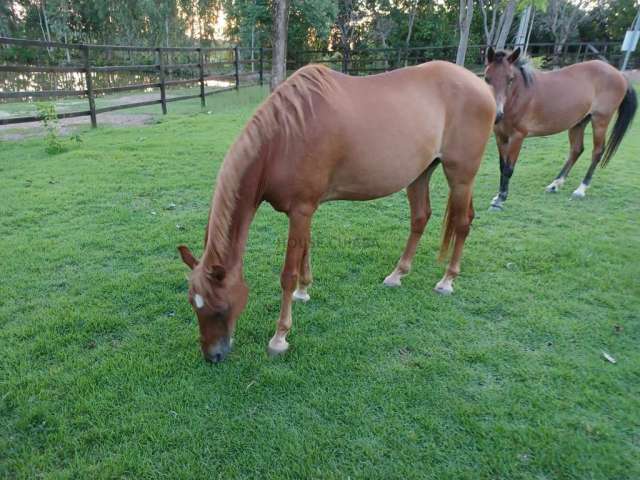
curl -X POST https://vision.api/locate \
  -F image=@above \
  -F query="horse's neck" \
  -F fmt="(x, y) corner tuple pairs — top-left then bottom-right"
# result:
(508, 75), (536, 112)
(201, 156), (262, 273)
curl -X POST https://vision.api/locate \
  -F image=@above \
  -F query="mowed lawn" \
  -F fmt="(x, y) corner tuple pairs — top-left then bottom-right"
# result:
(1, 86), (639, 479)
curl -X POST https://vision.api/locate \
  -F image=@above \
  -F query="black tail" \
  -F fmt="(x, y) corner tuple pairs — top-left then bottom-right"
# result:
(601, 85), (637, 168)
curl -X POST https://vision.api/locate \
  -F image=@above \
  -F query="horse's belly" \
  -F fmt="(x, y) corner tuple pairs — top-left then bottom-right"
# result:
(323, 154), (432, 201)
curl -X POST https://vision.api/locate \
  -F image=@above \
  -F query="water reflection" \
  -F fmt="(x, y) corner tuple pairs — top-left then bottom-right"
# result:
(0, 71), (234, 95)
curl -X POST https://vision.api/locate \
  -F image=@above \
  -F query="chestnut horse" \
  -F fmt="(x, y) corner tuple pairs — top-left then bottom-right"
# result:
(485, 47), (637, 210)
(178, 62), (495, 362)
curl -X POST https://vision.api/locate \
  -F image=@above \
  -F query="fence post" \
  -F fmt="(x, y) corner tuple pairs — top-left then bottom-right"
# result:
(157, 47), (167, 115)
(82, 45), (97, 128)
(259, 47), (264, 86)
(198, 47), (206, 108)
(234, 46), (240, 90)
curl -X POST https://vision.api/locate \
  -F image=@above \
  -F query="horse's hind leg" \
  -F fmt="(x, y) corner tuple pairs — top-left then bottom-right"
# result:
(293, 244), (312, 302)
(435, 180), (475, 295)
(383, 162), (437, 287)
(572, 114), (610, 198)
(546, 118), (588, 193)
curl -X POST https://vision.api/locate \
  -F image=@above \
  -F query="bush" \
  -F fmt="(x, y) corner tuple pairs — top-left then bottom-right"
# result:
(36, 102), (65, 154)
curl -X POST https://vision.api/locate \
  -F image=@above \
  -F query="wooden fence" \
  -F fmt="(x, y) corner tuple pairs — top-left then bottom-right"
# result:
(0, 37), (270, 127)
(1, 37), (635, 128)
(286, 41), (633, 75)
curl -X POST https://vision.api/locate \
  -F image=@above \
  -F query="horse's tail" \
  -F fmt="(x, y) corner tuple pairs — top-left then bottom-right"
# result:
(601, 84), (637, 168)
(438, 191), (473, 262)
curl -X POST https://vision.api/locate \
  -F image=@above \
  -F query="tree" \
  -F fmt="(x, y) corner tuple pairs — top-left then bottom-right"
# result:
(404, 0), (418, 65)
(456, 0), (474, 65)
(271, 0), (290, 90)
(542, 0), (587, 65)
(495, 0), (517, 48)
(335, 0), (364, 72)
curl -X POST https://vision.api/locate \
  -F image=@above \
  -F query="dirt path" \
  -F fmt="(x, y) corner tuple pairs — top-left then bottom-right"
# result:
(0, 112), (155, 141)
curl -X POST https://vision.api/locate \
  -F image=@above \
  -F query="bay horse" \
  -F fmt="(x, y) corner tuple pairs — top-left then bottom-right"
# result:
(178, 62), (495, 362)
(484, 47), (637, 210)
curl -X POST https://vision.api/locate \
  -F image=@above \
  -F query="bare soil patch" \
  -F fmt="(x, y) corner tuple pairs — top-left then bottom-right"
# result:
(0, 112), (155, 141)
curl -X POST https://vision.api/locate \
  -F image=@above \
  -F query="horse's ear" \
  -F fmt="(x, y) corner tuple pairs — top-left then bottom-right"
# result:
(486, 46), (495, 64)
(178, 245), (198, 270)
(206, 265), (226, 283)
(508, 47), (521, 64)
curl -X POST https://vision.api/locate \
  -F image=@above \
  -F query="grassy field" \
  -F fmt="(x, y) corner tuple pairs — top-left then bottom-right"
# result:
(1, 86), (639, 479)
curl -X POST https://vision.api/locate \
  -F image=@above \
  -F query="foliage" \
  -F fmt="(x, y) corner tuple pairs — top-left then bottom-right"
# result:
(2, 0), (637, 64)
(35, 102), (64, 154)
(1, 86), (639, 478)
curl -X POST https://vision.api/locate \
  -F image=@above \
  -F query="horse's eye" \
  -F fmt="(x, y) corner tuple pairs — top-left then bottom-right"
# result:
(508, 77), (514, 85)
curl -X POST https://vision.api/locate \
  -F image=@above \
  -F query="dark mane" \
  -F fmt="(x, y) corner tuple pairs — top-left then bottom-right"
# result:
(494, 49), (535, 88)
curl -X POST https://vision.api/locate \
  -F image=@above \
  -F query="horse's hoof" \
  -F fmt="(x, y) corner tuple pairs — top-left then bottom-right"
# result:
(383, 275), (402, 287)
(293, 289), (310, 302)
(489, 204), (503, 212)
(267, 338), (289, 357)
(571, 191), (586, 199)
(545, 185), (558, 193)
(433, 283), (454, 295)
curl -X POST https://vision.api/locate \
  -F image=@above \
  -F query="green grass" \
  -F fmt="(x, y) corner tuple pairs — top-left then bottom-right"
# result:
(1, 86), (639, 480)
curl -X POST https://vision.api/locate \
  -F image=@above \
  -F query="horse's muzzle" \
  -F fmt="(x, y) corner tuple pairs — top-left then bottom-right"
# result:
(204, 337), (232, 363)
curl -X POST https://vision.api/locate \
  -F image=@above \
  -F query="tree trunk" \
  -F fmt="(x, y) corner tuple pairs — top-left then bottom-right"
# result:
(63, 32), (71, 63)
(271, 0), (290, 91)
(495, 0), (516, 49)
(37, 1), (52, 58)
(479, 0), (498, 47)
(456, 0), (474, 66)
(404, 1), (418, 67)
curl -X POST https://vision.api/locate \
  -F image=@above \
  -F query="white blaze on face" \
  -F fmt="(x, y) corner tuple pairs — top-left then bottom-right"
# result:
(194, 294), (205, 309)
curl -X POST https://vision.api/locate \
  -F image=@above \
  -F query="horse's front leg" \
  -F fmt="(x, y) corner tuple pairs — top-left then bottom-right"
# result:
(490, 132), (524, 211)
(268, 210), (312, 356)
(293, 244), (312, 302)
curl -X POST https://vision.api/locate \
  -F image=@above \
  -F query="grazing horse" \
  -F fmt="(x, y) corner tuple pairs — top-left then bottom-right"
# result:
(484, 47), (637, 210)
(178, 62), (495, 362)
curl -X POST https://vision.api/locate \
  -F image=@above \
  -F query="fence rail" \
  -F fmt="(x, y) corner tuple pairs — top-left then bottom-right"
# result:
(1, 37), (637, 128)
(0, 37), (272, 126)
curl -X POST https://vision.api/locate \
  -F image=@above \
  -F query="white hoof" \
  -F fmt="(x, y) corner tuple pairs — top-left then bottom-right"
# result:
(545, 178), (564, 193)
(572, 183), (588, 199)
(267, 336), (289, 357)
(383, 274), (402, 287)
(490, 195), (504, 211)
(293, 289), (310, 302)
(433, 280), (454, 295)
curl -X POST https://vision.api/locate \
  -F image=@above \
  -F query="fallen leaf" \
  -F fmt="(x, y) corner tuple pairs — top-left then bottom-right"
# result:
(602, 351), (617, 364)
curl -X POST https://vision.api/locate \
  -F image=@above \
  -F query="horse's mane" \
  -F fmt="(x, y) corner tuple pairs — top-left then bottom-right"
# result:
(205, 64), (337, 262)
(494, 50), (535, 88)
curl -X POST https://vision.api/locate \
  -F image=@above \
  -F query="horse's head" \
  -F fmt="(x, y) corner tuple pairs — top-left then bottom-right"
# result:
(178, 245), (248, 363)
(484, 47), (521, 124)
